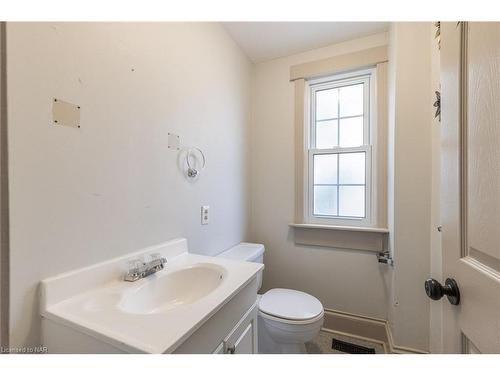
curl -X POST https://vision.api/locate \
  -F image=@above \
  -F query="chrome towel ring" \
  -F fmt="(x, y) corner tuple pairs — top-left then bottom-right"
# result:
(186, 147), (206, 178)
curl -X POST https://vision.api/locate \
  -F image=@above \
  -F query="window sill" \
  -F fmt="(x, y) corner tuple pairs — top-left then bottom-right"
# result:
(289, 223), (389, 252)
(289, 223), (389, 233)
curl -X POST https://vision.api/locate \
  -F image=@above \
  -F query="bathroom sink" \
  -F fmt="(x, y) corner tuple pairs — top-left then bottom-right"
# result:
(41, 238), (264, 353)
(118, 263), (226, 315)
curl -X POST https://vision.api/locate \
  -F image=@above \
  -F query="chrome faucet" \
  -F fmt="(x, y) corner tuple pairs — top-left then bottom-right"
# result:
(124, 253), (167, 282)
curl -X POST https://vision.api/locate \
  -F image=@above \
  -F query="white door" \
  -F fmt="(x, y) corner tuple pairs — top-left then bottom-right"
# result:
(439, 22), (500, 353)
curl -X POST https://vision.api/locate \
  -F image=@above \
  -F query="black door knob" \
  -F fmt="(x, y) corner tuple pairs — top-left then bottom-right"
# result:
(424, 278), (460, 305)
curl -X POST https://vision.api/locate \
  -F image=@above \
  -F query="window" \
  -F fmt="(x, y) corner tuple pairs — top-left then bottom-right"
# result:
(306, 69), (374, 226)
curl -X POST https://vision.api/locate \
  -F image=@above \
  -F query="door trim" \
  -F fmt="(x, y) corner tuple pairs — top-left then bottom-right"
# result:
(0, 21), (9, 351)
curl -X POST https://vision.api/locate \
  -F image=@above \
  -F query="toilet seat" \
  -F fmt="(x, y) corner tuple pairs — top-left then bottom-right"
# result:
(258, 288), (323, 322)
(259, 309), (324, 325)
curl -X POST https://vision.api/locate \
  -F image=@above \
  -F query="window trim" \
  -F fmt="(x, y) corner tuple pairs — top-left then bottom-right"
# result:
(304, 68), (377, 227)
(289, 46), (389, 250)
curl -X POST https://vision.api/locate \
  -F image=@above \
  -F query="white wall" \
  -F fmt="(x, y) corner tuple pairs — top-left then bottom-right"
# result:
(7, 22), (252, 347)
(387, 22), (433, 352)
(250, 33), (391, 320)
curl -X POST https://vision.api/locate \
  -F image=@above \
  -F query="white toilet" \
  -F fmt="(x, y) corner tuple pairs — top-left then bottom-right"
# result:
(218, 243), (324, 354)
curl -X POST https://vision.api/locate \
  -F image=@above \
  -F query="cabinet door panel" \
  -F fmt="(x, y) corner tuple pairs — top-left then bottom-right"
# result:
(232, 323), (253, 354)
(224, 303), (258, 354)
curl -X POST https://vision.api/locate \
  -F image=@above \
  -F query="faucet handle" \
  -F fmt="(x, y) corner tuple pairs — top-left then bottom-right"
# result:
(128, 258), (143, 271)
(149, 253), (167, 267)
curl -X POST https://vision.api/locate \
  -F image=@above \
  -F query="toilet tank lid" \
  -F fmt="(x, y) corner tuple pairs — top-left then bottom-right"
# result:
(218, 242), (265, 262)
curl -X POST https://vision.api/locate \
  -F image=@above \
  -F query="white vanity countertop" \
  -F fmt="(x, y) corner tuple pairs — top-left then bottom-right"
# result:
(40, 239), (263, 353)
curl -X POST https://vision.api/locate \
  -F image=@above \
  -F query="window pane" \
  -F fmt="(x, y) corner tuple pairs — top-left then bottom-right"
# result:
(339, 84), (363, 117)
(316, 88), (338, 120)
(314, 154), (338, 184)
(339, 186), (365, 217)
(339, 152), (365, 184)
(339, 116), (364, 147)
(316, 120), (338, 148)
(314, 186), (338, 216)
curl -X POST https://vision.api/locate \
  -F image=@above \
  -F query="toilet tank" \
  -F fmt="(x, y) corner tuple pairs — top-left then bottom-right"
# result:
(217, 243), (265, 290)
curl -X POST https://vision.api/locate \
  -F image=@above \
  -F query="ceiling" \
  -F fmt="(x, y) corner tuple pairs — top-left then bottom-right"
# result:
(222, 22), (389, 63)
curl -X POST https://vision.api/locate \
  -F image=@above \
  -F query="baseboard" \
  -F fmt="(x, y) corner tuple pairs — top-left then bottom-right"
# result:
(390, 346), (428, 354)
(385, 323), (429, 354)
(323, 309), (429, 354)
(323, 309), (389, 343)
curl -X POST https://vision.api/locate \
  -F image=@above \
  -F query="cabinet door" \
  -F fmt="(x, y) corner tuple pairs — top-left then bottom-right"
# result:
(224, 304), (258, 354)
(227, 323), (253, 354)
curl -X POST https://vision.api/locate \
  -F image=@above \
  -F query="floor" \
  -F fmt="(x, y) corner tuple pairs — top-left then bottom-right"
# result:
(306, 328), (388, 354)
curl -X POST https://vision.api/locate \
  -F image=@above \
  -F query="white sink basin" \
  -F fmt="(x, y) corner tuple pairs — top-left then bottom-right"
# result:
(118, 263), (226, 315)
(40, 238), (263, 353)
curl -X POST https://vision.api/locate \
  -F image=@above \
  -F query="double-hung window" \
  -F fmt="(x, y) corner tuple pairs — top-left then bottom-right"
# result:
(306, 69), (374, 226)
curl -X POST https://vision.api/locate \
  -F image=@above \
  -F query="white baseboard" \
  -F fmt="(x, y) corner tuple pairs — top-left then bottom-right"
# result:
(323, 309), (429, 354)
(385, 323), (429, 354)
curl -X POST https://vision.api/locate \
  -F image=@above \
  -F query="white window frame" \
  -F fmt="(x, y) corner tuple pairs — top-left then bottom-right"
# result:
(304, 68), (376, 227)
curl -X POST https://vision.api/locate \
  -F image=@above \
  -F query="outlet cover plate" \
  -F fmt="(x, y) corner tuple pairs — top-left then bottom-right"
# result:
(201, 205), (209, 225)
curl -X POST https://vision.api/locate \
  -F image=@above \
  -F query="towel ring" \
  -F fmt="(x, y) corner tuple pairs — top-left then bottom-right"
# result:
(186, 147), (206, 178)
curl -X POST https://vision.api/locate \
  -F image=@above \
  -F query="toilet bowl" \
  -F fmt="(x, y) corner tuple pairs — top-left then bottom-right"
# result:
(257, 289), (324, 353)
(218, 243), (324, 354)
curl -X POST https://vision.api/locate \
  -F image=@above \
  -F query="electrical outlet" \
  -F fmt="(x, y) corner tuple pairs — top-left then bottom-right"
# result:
(201, 205), (209, 225)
